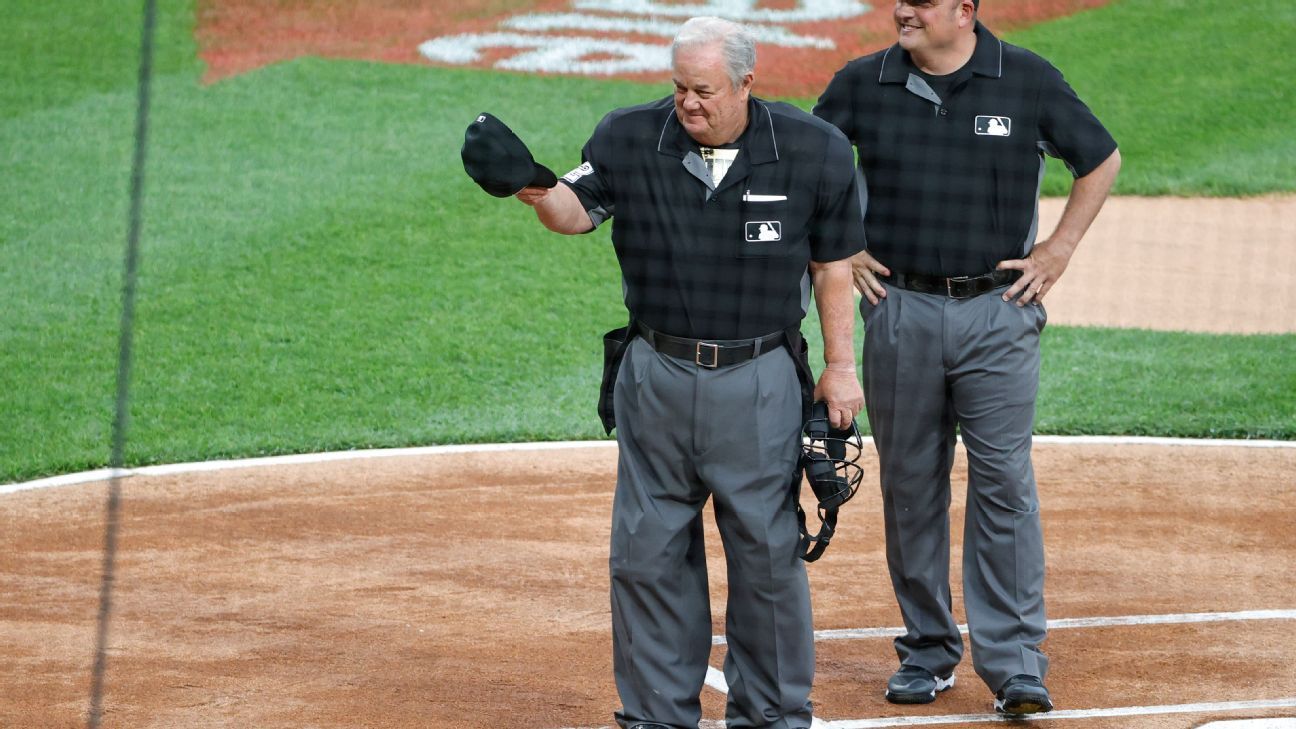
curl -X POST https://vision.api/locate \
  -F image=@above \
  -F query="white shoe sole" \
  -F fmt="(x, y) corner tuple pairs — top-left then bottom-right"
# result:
(994, 692), (1053, 715)
(885, 673), (955, 704)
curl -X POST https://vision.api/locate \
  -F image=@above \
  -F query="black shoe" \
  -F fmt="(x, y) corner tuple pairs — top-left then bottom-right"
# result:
(994, 674), (1054, 715)
(627, 724), (671, 729)
(884, 664), (955, 704)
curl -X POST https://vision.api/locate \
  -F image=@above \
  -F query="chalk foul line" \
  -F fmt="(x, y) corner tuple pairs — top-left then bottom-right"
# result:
(826, 698), (1296, 727)
(562, 695), (1296, 721)
(693, 610), (1296, 727)
(4, 435), (1294, 496)
(710, 608), (1296, 645)
(561, 698), (1296, 729)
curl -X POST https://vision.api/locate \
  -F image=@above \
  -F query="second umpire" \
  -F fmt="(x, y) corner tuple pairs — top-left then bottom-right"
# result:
(814, 0), (1121, 716)
(516, 17), (864, 729)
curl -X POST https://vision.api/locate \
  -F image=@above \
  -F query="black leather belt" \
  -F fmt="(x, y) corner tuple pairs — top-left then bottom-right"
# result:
(643, 327), (785, 369)
(885, 269), (1021, 299)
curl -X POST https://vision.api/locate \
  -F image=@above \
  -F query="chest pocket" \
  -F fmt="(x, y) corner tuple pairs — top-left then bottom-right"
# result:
(739, 195), (795, 258)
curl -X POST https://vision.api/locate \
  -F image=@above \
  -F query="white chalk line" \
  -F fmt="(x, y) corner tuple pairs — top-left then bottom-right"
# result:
(0, 440), (619, 495)
(827, 699), (1296, 727)
(711, 608), (1294, 646)
(689, 611), (1296, 727)
(704, 665), (728, 693)
(1200, 720), (1296, 729)
(560, 698), (1296, 728)
(562, 695), (1296, 721)
(3, 435), (1293, 496)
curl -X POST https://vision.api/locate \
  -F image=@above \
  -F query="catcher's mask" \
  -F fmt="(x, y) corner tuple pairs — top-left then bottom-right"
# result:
(796, 401), (864, 562)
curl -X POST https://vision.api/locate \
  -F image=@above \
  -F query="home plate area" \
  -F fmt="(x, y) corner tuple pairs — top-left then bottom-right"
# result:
(1, 441), (1293, 727)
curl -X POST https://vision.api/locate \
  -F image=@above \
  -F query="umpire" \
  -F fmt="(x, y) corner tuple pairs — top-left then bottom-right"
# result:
(814, 0), (1120, 716)
(514, 17), (864, 729)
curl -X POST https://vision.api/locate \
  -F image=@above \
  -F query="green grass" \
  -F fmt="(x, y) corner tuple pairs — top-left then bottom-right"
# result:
(1, 0), (1293, 483)
(0, 62), (654, 480)
(1005, 0), (1296, 195)
(0, 0), (197, 119)
(1037, 328), (1296, 439)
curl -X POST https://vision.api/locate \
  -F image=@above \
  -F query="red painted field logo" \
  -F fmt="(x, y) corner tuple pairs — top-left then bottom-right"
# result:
(198, 0), (1111, 97)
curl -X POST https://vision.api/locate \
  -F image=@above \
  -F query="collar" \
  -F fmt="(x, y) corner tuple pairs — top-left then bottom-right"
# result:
(656, 97), (779, 165)
(877, 21), (1004, 85)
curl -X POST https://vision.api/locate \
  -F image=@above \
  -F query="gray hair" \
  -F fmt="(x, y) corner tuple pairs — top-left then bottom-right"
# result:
(670, 17), (756, 89)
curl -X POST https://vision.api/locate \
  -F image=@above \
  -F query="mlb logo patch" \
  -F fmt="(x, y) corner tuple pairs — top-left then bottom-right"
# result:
(975, 115), (1012, 136)
(746, 221), (782, 242)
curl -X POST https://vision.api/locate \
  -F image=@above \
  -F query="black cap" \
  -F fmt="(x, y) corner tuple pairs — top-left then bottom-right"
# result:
(461, 113), (558, 197)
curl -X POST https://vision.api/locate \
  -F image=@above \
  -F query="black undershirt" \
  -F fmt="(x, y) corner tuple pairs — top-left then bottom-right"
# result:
(916, 68), (960, 103)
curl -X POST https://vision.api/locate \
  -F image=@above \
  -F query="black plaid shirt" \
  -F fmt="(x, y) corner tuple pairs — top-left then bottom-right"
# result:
(814, 23), (1118, 278)
(562, 96), (865, 340)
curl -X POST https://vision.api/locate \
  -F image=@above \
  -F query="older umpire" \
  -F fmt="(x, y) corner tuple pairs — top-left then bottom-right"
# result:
(814, 0), (1120, 716)
(514, 16), (864, 729)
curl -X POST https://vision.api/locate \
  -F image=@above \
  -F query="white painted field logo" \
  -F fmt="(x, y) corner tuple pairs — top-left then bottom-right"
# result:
(196, 2), (1114, 96)
(975, 115), (1012, 137)
(746, 221), (782, 242)
(563, 161), (594, 183)
(419, 1), (871, 76)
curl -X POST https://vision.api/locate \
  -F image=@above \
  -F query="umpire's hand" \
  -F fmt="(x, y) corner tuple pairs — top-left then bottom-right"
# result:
(814, 366), (863, 429)
(851, 249), (891, 305)
(516, 184), (595, 235)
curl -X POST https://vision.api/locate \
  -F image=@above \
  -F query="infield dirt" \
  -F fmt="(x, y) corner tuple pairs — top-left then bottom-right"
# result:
(1, 443), (1294, 728)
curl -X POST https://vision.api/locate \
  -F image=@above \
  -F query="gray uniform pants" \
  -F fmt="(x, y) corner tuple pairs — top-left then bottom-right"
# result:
(860, 284), (1049, 693)
(610, 336), (813, 729)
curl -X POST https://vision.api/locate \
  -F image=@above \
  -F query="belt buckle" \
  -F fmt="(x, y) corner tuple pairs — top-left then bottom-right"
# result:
(695, 341), (720, 368)
(946, 276), (971, 299)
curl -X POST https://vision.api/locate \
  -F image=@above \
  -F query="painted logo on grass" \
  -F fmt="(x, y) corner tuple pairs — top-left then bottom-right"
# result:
(197, 0), (1114, 98)
(419, 1), (868, 78)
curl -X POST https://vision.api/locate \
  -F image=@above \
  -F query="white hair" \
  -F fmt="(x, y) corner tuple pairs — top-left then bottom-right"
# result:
(670, 17), (756, 89)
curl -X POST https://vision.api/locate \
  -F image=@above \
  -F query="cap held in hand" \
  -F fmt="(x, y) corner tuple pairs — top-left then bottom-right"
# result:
(461, 113), (558, 197)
